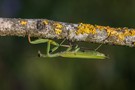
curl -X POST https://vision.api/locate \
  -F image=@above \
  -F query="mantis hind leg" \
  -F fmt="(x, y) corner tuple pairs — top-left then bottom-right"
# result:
(94, 43), (103, 51)
(74, 45), (80, 52)
(50, 39), (69, 53)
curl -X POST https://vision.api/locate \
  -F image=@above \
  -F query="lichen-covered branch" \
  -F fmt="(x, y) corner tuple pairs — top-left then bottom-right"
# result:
(0, 18), (135, 47)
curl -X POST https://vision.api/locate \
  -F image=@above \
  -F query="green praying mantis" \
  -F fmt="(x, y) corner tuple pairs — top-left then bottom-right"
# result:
(28, 35), (107, 59)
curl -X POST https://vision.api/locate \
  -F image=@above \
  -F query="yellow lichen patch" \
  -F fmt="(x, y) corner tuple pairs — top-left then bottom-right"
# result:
(117, 29), (135, 40)
(118, 33), (125, 40)
(105, 27), (116, 36)
(76, 23), (135, 41)
(110, 30), (118, 35)
(95, 25), (106, 30)
(55, 29), (62, 35)
(124, 30), (130, 36)
(107, 28), (135, 41)
(20, 21), (27, 25)
(130, 30), (135, 36)
(43, 20), (48, 25)
(117, 28), (121, 30)
(53, 22), (63, 35)
(76, 23), (96, 35)
(95, 24), (121, 36)
(106, 28), (127, 40)
(54, 23), (63, 28)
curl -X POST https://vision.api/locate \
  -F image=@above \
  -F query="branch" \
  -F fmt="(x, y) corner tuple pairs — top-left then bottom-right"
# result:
(0, 18), (135, 47)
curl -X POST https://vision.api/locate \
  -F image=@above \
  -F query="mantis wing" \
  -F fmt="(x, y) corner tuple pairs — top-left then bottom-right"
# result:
(59, 51), (106, 59)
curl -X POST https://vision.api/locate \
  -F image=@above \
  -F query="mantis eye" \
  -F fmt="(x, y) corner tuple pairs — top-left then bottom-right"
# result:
(38, 50), (42, 57)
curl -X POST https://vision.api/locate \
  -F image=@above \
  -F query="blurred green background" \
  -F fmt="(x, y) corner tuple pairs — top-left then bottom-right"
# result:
(0, 0), (135, 90)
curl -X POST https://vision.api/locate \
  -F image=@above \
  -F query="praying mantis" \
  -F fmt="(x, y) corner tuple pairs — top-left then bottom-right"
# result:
(28, 35), (107, 59)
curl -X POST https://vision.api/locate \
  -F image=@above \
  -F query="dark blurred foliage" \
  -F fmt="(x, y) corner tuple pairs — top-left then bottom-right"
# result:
(0, 0), (135, 90)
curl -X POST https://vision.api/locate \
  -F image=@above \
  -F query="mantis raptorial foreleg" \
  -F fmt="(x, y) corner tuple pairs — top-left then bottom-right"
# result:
(28, 35), (72, 56)
(28, 35), (57, 55)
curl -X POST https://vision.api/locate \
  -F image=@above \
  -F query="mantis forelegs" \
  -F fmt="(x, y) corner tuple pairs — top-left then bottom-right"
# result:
(28, 35), (72, 57)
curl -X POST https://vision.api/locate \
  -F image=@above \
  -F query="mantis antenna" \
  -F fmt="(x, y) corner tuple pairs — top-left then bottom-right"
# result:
(94, 32), (111, 51)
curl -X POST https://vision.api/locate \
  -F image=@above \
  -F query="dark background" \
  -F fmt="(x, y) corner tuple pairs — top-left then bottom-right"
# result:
(0, 0), (135, 90)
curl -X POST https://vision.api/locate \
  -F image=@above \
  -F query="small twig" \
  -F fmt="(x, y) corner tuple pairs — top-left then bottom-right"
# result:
(0, 18), (135, 47)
